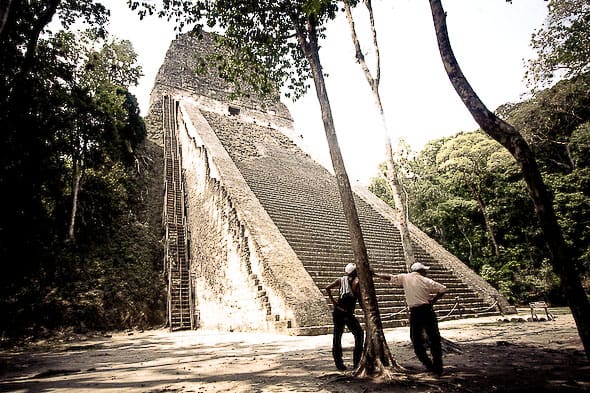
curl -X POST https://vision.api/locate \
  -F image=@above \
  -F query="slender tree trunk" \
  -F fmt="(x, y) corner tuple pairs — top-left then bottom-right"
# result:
(429, 0), (590, 359)
(68, 160), (82, 243)
(469, 182), (500, 259)
(68, 124), (86, 244)
(565, 142), (575, 170)
(384, 135), (416, 269)
(0, 0), (12, 37)
(344, 0), (415, 270)
(290, 13), (403, 378)
(457, 223), (474, 261)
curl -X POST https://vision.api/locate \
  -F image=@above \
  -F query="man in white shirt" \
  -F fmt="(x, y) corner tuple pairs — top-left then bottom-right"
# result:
(374, 262), (447, 374)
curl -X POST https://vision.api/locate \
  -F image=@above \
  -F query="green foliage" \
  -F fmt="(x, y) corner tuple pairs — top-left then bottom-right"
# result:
(83, 33), (143, 89)
(62, 219), (164, 331)
(500, 73), (590, 175)
(371, 75), (590, 304)
(526, 0), (590, 90)
(6, 210), (165, 335)
(503, 75), (590, 289)
(368, 176), (394, 208)
(129, 0), (339, 101)
(0, 2), (161, 339)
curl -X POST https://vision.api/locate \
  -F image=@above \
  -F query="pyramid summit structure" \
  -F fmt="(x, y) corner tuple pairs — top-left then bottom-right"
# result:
(149, 32), (515, 334)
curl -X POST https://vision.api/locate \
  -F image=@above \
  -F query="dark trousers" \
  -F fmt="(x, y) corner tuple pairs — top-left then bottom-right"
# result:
(409, 303), (443, 373)
(332, 309), (364, 368)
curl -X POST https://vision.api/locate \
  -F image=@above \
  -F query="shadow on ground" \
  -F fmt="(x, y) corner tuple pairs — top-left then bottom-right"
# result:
(0, 309), (588, 393)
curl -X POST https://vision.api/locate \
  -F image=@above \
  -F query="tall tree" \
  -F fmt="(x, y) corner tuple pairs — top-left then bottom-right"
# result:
(131, 0), (403, 378)
(287, 4), (401, 377)
(0, 0), (107, 87)
(52, 30), (143, 242)
(0, 0), (108, 281)
(371, 132), (542, 303)
(0, 0), (153, 335)
(435, 132), (512, 260)
(526, 0), (590, 90)
(343, 0), (415, 270)
(428, 0), (590, 359)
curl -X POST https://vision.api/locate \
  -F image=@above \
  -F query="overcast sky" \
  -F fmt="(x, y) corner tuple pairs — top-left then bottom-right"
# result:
(98, 0), (549, 185)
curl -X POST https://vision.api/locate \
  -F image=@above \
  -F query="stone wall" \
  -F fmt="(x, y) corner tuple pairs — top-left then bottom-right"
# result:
(176, 97), (331, 334)
(149, 32), (294, 148)
(150, 32), (291, 123)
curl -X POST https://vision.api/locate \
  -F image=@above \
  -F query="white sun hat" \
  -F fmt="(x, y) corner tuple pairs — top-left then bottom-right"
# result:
(410, 262), (430, 272)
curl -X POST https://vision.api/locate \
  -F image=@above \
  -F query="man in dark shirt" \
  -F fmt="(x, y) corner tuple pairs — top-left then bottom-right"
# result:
(326, 263), (364, 371)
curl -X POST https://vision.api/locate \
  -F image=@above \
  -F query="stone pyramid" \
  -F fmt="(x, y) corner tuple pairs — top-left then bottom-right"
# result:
(149, 32), (515, 334)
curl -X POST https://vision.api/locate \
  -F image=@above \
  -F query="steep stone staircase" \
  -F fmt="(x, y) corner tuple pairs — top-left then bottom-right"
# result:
(203, 111), (501, 328)
(163, 95), (193, 331)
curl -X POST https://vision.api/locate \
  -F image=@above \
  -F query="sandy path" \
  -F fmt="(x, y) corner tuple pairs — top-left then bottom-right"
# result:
(1, 308), (588, 392)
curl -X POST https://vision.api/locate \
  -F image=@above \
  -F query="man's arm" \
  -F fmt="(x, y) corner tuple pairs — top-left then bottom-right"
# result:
(326, 278), (345, 311)
(429, 281), (448, 304)
(372, 270), (391, 281)
(351, 277), (361, 298)
(430, 291), (445, 304)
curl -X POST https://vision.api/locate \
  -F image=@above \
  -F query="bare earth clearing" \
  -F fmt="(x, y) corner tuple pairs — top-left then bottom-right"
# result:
(1, 308), (588, 393)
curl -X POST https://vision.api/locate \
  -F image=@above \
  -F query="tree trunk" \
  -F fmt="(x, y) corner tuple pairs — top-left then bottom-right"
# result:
(291, 13), (403, 377)
(0, 0), (12, 37)
(20, 0), (61, 77)
(469, 182), (500, 259)
(457, 223), (474, 261)
(10, 0), (61, 110)
(344, 0), (415, 270)
(68, 161), (82, 243)
(429, 0), (590, 359)
(384, 135), (416, 270)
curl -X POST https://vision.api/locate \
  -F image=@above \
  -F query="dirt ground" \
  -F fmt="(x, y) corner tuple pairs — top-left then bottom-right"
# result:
(0, 307), (588, 393)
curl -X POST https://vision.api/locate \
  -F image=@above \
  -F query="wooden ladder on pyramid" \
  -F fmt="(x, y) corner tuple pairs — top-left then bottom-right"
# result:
(162, 95), (194, 331)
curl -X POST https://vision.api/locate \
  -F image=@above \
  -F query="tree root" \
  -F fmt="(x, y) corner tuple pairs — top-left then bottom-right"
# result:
(442, 336), (463, 354)
(353, 357), (410, 382)
(322, 368), (469, 393)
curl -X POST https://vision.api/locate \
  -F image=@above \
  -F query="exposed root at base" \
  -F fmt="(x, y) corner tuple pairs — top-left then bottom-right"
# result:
(353, 358), (410, 382)
(321, 370), (461, 393)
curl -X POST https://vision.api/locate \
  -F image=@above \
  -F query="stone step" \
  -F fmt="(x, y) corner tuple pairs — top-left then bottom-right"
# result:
(270, 216), (398, 238)
(203, 113), (504, 327)
(308, 266), (465, 280)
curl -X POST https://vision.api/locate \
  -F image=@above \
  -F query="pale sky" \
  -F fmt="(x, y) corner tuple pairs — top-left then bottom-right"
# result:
(98, 0), (549, 185)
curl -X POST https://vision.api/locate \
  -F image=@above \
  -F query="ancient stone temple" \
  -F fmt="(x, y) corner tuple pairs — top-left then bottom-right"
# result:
(148, 32), (515, 335)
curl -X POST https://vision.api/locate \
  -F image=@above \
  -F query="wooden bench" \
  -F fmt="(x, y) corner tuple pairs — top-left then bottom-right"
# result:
(529, 301), (554, 321)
